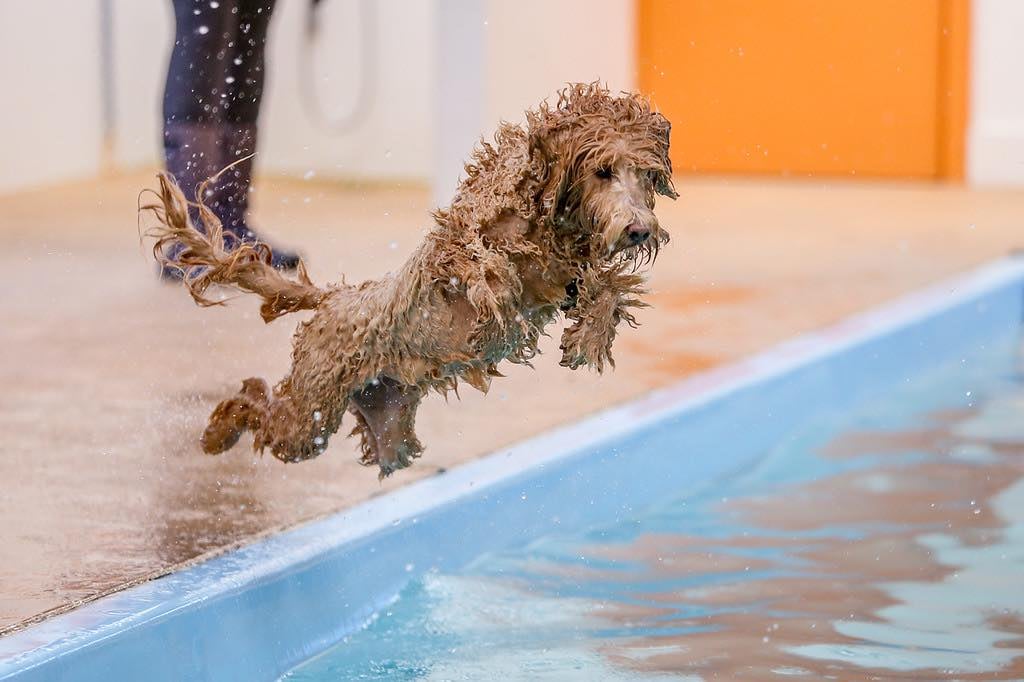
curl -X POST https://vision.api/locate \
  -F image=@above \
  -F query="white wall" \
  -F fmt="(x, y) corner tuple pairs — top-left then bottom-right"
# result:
(968, 0), (1024, 186)
(264, 0), (636, 194)
(107, 0), (435, 181)
(4, 1), (1024, 193)
(433, 0), (635, 203)
(261, 0), (435, 181)
(434, 0), (487, 205)
(483, 0), (635, 126)
(109, 0), (634, 193)
(111, 0), (171, 170)
(0, 3), (103, 192)
(0, 0), (634, 194)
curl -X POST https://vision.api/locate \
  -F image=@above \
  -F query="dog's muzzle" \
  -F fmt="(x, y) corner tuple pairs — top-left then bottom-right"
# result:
(625, 222), (651, 245)
(607, 222), (654, 257)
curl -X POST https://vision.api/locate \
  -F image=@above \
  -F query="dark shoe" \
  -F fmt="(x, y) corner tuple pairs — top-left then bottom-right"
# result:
(214, 123), (302, 271)
(226, 229), (303, 271)
(157, 251), (186, 280)
(263, 240), (302, 271)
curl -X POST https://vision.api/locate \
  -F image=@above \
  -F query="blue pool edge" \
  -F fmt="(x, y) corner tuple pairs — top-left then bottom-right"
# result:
(2, 256), (1024, 681)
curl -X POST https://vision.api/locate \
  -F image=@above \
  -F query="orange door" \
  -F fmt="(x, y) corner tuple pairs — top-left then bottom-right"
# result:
(637, 0), (968, 180)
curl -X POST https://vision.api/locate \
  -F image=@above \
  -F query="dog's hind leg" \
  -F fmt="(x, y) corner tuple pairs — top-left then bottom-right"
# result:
(349, 378), (424, 479)
(201, 377), (270, 454)
(348, 407), (378, 467)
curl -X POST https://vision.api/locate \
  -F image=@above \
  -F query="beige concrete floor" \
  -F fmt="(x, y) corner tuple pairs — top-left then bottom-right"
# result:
(0, 171), (1022, 633)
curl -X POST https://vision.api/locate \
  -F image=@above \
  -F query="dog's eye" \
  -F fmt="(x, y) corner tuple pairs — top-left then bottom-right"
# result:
(595, 167), (613, 180)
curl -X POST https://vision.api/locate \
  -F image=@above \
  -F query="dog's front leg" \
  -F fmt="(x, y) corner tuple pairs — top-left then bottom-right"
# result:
(559, 271), (646, 373)
(349, 378), (424, 479)
(559, 293), (624, 372)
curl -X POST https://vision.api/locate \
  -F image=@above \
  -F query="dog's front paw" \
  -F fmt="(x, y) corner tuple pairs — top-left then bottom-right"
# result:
(559, 322), (609, 371)
(559, 338), (588, 370)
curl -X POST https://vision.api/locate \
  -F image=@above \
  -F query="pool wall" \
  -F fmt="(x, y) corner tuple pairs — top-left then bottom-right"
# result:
(2, 258), (1023, 681)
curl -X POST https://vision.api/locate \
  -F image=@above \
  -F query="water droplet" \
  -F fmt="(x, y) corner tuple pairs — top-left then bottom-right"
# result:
(313, 411), (322, 422)
(388, 241), (398, 250)
(303, 170), (316, 180)
(313, 436), (324, 446)
(225, 76), (235, 84)
(196, 25), (210, 35)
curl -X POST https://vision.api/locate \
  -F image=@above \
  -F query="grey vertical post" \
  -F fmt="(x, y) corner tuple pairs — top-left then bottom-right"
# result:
(433, 0), (487, 208)
(98, 0), (116, 172)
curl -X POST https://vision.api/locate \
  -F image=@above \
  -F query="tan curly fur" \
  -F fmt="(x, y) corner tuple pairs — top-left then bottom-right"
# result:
(142, 83), (676, 478)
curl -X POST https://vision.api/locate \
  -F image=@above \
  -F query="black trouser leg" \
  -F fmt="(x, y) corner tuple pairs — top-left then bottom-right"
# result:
(224, 0), (276, 126)
(163, 0), (241, 202)
(162, 0), (296, 270)
(217, 0), (276, 236)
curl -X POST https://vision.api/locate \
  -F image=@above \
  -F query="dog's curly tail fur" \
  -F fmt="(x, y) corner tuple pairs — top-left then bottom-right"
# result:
(142, 171), (324, 323)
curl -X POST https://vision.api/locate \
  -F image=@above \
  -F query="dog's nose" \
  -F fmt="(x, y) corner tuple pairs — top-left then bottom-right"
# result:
(625, 223), (651, 244)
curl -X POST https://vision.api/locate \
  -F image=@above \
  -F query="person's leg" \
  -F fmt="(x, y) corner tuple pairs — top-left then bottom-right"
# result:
(223, 0), (275, 127)
(163, 0), (239, 204)
(215, 0), (300, 269)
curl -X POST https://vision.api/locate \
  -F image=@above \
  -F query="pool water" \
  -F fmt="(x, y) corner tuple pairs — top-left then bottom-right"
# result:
(284, 340), (1024, 680)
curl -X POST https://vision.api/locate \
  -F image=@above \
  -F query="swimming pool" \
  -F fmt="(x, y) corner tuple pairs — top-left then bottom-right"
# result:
(284, 304), (1024, 680)
(2, 259), (1022, 680)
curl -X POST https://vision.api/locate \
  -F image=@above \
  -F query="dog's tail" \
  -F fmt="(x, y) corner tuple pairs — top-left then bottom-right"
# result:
(141, 171), (324, 323)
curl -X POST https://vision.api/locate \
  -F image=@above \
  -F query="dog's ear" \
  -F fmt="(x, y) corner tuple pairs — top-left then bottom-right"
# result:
(649, 112), (679, 200)
(546, 159), (575, 224)
(528, 125), (576, 225)
(654, 172), (678, 201)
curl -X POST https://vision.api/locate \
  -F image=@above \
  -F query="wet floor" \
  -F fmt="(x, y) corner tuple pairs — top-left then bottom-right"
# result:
(284, 338), (1024, 680)
(2, 172), (1024, 632)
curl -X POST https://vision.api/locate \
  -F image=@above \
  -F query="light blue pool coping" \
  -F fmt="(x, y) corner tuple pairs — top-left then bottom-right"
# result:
(3, 257), (1023, 681)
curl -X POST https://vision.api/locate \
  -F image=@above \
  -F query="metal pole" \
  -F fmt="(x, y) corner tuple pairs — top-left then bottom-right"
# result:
(98, 0), (116, 173)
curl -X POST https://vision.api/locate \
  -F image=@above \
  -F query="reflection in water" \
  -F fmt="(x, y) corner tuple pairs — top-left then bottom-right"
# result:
(286, 343), (1024, 680)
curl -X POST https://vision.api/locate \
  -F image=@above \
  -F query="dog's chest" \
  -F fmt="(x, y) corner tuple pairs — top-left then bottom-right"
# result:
(512, 249), (575, 311)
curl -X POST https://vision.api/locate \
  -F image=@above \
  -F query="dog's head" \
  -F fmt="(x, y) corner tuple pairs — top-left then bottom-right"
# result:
(528, 83), (678, 265)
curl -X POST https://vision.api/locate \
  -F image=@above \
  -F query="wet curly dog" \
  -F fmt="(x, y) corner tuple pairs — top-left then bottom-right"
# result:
(144, 83), (677, 478)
